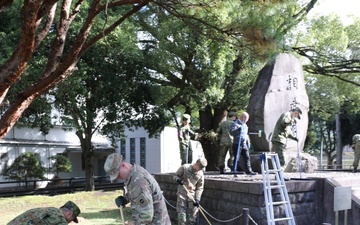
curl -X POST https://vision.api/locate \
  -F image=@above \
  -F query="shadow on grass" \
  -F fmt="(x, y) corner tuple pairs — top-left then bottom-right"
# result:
(80, 208), (131, 224)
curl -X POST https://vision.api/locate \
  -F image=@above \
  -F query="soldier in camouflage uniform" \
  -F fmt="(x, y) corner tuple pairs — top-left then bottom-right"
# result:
(178, 114), (196, 165)
(216, 111), (237, 173)
(174, 157), (207, 225)
(271, 107), (302, 166)
(7, 201), (80, 225)
(104, 153), (170, 225)
(351, 134), (360, 173)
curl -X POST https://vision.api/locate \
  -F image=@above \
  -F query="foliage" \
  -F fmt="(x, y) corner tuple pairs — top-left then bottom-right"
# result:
(2, 152), (46, 181)
(48, 155), (72, 175)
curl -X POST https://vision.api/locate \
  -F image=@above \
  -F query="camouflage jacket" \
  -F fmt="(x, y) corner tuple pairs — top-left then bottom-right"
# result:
(271, 112), (297, 144)
(216, 119), (234, 146)
(125, 164), (171, 225)
(7, 207), (67, 225)
(178, 124), (195, 145)
(174, 164), (204, 202)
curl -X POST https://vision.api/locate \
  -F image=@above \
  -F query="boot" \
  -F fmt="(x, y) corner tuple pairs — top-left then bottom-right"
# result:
(245, 170), (258, 175)
(219, 165), (224, 174)
(353, 167), (357, 173)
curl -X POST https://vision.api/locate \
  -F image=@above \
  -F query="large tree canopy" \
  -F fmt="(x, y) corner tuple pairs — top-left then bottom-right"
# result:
(0, 0), (324, 184)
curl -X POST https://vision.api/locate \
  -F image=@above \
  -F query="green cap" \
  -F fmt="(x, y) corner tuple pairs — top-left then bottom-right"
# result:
(61, 201), (81, 223)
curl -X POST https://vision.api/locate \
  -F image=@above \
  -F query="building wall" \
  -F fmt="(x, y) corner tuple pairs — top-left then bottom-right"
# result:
(118, 126), (181, 174)
(0, 125), (184, 185)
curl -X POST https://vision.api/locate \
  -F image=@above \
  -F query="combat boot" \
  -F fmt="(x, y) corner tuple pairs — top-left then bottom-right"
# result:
(219, 165), (224, 174)
(353, 167), (357, 173)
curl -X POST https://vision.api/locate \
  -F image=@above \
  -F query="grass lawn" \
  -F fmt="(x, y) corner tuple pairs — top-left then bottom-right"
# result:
(0, 190), (133, 224)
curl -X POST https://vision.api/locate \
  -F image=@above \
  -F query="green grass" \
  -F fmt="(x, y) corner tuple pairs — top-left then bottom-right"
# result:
(0, 190), (133, 224)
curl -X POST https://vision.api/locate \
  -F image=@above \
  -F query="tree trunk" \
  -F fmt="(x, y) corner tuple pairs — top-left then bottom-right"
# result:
(77, 131), (95, 191)
(198, 104), (227, 171)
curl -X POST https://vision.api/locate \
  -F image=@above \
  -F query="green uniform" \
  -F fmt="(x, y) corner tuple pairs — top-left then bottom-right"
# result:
(174, 164), (204, 225)
(352, 134), (360, 170)
(125, 164), (171, 225)
(7, 207), (68, 225)
(216, 119), (234, 171)
(271, 112), (297, 166)
(178, 124), (195, 164)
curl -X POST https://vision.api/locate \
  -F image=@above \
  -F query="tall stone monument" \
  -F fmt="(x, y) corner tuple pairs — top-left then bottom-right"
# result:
(247, 53), (309, 158)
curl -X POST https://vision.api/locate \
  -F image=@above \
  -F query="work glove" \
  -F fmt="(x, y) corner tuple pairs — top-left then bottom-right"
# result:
(193, 200), (200, 207)
(115, 196), (128, 207)
(176, 178), (184, 185)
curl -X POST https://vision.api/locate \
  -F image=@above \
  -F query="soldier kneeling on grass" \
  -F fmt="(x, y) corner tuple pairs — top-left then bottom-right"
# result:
(7, 201), (80, 225)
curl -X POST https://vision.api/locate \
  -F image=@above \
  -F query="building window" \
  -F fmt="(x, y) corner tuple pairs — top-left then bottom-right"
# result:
(121, 139), (126, 158)
(0, 152), (8, 163)
(140, 138), (146, 168)
(130, 138), (135, 164)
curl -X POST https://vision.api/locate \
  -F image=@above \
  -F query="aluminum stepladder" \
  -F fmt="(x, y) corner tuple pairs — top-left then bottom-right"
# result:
(260, 152), (296, 225)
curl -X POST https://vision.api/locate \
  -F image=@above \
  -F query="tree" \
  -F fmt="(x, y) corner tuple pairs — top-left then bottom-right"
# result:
(0, 0), (156, 140)
(133, 1), (318, 169)
(291, 14), (360, 167)
(48, 154), (72, 175)
(2, 152), (46, 189)
(0, 0), (318, 181)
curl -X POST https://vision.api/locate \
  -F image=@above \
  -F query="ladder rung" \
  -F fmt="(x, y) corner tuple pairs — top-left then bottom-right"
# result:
(272, 200), (290, 205)
(274, 217), (294, 222)
(269, 184), (285, 189)
(267, 169), (281, 173)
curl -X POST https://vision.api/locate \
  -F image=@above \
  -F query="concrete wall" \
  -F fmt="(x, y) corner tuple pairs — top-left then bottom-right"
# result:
(154, 174), (360, 225)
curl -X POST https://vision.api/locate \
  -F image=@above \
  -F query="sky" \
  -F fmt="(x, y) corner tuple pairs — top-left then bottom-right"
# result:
(308, 0), (360, 25)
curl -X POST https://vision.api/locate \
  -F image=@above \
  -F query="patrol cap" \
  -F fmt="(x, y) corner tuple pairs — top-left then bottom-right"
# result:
(182, 114), (191, 122)
(61, 201), (81, 223)
(291, 107), (302, 119)
(196, 157), (208, 169)
(228, 111), (237, 117)
(104, 153), (123, 181)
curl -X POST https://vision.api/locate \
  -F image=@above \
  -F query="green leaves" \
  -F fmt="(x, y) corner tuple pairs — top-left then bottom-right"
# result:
(3, 152), (46, 181)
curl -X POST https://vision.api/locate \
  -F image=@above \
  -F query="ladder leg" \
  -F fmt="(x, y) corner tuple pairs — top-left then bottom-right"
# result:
(261, 152), (296, 225)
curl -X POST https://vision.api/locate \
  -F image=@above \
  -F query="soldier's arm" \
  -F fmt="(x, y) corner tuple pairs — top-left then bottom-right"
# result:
(128, 178), (154, 224)
(229, 121), (240, 136)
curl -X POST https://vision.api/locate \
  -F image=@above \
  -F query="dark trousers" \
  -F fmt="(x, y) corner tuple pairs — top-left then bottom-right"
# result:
(232, 142), (252, 173)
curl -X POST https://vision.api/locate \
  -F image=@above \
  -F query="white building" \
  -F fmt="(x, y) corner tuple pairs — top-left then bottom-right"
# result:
(0, 125), (183, 186)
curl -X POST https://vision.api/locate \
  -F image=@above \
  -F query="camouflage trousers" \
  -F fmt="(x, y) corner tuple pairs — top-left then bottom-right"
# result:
(353, 142), (360, 168)
(218, 143), (234, 170)
(271, 141), (286, 166)
(176, 197), (199, 225)
(180, 142), (192, 165)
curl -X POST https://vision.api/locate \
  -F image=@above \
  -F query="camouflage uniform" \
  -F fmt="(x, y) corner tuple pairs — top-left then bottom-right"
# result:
(179, 120), (196, 165)
(216, 118), (234, 171)
(271, 111), (298, 166)
(7, 207), (68, 225)
(229, 119), (254, 173)
(174, 163), (205, 225)
(125, 164), (171, 225)
(352, 134), (360, 172)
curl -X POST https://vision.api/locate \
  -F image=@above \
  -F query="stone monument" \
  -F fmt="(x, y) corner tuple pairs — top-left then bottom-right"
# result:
(247, 53), (315, 170)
